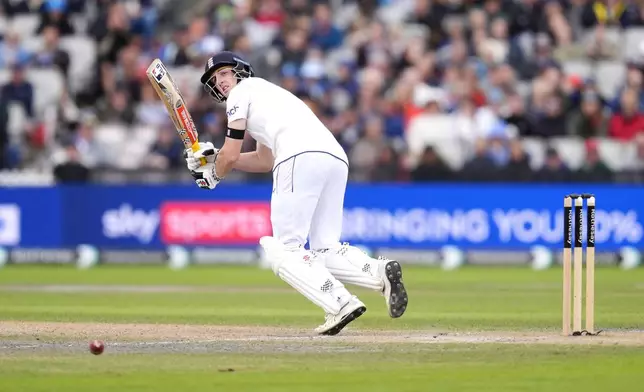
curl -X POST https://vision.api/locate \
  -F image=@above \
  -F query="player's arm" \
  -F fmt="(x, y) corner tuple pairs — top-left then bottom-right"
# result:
(214, 118), (245, 178)
(234, 142), (274, 173)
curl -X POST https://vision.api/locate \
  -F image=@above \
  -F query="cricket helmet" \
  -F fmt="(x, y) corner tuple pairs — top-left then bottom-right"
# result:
(201, 51), (255, 103)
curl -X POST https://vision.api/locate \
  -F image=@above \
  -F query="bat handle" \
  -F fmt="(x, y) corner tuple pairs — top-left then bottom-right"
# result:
(191, 141), (208, 166)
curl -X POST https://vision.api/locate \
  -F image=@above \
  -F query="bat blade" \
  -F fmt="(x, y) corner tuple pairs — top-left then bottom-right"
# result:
(146, 59), (206, 164)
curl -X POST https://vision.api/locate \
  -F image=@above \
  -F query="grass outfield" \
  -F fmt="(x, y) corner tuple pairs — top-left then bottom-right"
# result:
(1, 265), (643, 391)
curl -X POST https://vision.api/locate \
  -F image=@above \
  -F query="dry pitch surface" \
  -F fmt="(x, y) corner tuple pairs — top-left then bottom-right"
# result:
(2, 321), (644, 356)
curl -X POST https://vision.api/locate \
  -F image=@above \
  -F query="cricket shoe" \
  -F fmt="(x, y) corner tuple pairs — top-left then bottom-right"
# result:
(315, 296), (366, 336)
(380, 258), (408, 318)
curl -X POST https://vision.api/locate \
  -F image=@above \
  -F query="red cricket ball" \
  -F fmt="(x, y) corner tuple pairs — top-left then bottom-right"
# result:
(89, 340), (105, 355)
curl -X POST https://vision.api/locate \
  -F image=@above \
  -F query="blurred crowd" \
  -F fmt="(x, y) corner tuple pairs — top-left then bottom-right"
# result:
(1, 0), (644, 184)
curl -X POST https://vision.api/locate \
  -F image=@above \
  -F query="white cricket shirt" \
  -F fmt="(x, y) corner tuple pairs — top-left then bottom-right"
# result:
(225, 77), (348, 168)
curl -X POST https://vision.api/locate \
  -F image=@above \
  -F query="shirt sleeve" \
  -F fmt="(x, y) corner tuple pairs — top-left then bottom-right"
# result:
(226, 83), (250, 125)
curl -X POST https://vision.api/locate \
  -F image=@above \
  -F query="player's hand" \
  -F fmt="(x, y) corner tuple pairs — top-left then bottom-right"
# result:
(184, 142), (218, 171)
(190, 162), (222, 190)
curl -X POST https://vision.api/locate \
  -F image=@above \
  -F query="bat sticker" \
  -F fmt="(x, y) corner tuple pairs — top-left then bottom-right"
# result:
(152, 63), (166, 82)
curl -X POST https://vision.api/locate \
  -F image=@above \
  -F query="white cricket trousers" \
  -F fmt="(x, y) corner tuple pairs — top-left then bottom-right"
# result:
(271, 152), (348, 250)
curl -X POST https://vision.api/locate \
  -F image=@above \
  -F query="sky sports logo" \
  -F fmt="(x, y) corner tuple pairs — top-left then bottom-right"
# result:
(160, 202), (272, 245)
(0, 204), (20, 245)
(102, 204), (159, 244)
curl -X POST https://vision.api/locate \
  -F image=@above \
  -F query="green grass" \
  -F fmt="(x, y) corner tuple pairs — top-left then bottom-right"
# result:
(2, 346), (644, 391)
(1, 264), (644, 391)
(1, 265), (642, 330)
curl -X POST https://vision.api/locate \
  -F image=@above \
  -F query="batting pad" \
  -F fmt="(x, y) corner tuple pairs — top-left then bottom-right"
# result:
(320, 245), (384, 291)
(260, 236), (349, 315)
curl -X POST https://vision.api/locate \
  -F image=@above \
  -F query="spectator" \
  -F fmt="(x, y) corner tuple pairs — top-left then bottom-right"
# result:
(487, 133), (512, 168)
(277, 28), (309, 69)
(129, 0), (157, 41)
(608, 88), (644, 140)
(253, 0), (284, 27)
(577, 78), (609, 110)
(1, 64), (34, 119)
(94, 3), (132, 65)
(501, 93), (538, 137)
(230, 34), (264, 76)
(1, 0), (32, 17)
(0, 31), (31, 69)
(545, 0), (574, 48)
(483, 17), (512, 65)
(372, 145), (401, 182)
(462, 64), (488, 108)
(461, 139), (500, 181)
(187, 16), (224, 67)
(501, 139), (533, 182)
(522, 33), (557, 81)
(145, 126), (184, 170)
(483, 63), (517, 108)
(408, 0), (452, 50)
(331, 60), (360, 105)
(53, 144), (90, 183)
(534, 147), (572, 182)
(453, 97), (479, 148)
(411, 145), (453, 182)
(566, 0), (590, 39)
(116, 43), (144, 103)
(158, 24), (194, 67)
(36, 0), (75, 36)
(96, 88), (135, 125)
(567, 90), (609, 138)
(529, 70), (569, 138)
(310, 3), (344, 52)
(349, 115), (386, 182)
(31, 24), (70, 78)
(2, 0), (644, 185)
(299, 48), (328, 100)
(576, 139), (613, 182)
(396, 36), (428, 76)
(581, 0), (637, 28)
(380, 97), (405, 142)
(356, 21), (391, 72)
(611, 62), (644, 113)
(72, 116), (102, 169)
(135, 83), (169, 128)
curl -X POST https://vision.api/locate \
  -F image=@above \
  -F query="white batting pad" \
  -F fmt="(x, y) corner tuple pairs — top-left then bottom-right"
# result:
(260, 236), (351, 315)
(318, 244), (384, 291)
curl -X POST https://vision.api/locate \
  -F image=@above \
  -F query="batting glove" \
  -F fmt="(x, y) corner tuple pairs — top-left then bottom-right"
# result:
(184, 142), (218, 171)
(191, 162), (223, 190)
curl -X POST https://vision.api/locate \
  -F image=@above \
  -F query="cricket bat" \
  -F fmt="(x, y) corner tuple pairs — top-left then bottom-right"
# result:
(146, 58), (207, 165)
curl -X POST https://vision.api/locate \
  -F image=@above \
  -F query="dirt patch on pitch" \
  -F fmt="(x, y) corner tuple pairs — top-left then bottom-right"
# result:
(0, 321), (311, 341)
(1, 321), (644, 355)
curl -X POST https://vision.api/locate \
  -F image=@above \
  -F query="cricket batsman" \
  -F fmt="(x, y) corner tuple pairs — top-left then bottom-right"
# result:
(185, 51), (408, 335)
